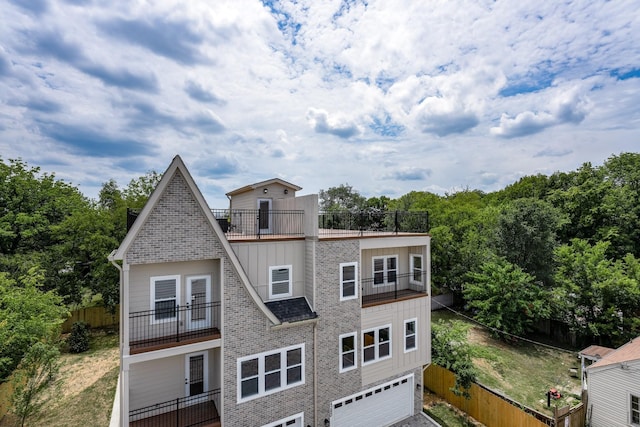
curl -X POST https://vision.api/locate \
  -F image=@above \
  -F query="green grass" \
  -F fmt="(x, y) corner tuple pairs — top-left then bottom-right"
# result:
(432, 310), (582, 416)
(425, 404), (476, 427)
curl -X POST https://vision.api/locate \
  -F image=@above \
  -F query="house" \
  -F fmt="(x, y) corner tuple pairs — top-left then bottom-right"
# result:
(577, 345), (615, 390)
(585, 337), (640, 427)
(109, 155), (431, 427)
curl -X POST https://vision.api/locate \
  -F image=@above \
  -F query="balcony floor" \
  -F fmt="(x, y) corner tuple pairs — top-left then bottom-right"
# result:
(130, 400), (220, 427)
(130, 328), (221, 355)
(362, 289), (427, 308)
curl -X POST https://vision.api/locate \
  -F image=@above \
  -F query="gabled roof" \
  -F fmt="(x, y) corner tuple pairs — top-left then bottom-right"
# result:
(226, 178), (302, 197)
(588, 336), (640, 370)
(579, 345), (615, 361)
(110, 155), (281, 325)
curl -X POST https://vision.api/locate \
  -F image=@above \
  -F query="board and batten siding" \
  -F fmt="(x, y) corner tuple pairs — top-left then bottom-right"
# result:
(129, 349), (219, 411)
(128, 259), (220, 314)
(230, 240), (306, 301)
(360, 296), (430, 386)
(588, 360), (640, 427)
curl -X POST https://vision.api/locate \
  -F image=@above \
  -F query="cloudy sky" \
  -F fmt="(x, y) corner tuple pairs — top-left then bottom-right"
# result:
(1, 0), (639, 207)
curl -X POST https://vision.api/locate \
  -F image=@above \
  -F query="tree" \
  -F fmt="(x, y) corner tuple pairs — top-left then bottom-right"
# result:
(463, 258), (550, 338)
(552, 239), (640, 346)
(10, 341), (61, 427)
(431, 320), (477, 398)
(319, 184), (366, 212)
(0, 268), (68, 382)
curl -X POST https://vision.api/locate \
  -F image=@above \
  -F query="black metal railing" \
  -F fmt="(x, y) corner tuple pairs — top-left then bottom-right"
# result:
(129, 302), (221, 352)
(361, 271), (428, 306)
(318, 210), (429, 236)
(211, 209), (304, 239)
(129, 389), (220, 427)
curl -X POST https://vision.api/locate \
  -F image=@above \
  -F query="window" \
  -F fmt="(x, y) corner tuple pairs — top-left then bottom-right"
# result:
(632, 394), (640, 425)
(269, 265), (292, 299)
(410, 254), (423, 285)
(340, 262), (358, 301)
(261, 412), (304, 427)
(362, 325), (391, 365)
(372, 256), (397, 286)
(237, 344), (305, 402)
(404, 319), (417, 352)
(150, 275), (180, 323)
(339, 332), (357, 372)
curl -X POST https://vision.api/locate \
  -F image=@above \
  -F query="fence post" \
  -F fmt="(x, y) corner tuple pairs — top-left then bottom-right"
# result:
(394, 211), (399, 234)
(176, 305), (180, 343)
(176, 397), (180, 426)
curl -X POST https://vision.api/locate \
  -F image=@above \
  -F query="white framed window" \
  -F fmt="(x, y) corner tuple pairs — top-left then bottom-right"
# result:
(269, 265), (292, 299)
(632, 394), (640, 425)
(150, 275), (180, 324)
(340, 262), (358, 301)
(261, 412), (304, 427)
(404, 318), (417, 353)
(339, 332), (357, 373)
(237, 344), (305, 403)
(410, 254), (423, 285)
(362, 325), (391, 365)
(372, 255), (398, 286)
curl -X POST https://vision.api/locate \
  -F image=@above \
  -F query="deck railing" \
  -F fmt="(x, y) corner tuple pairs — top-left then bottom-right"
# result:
(361, 271), (428, 306)
(129, 302), (221, 352)
(318, 210), (429, 236)
(211, 209), (304, 239)
(129, 388), (220, 426)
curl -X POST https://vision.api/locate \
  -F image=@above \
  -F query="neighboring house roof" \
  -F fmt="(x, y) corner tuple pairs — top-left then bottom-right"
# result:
(109, 155), (281, 326)
(587, 337), (640, 370)
(226, 178), (302, 197)
(265, 297), (318, 324)
(579, 345), (615, 361)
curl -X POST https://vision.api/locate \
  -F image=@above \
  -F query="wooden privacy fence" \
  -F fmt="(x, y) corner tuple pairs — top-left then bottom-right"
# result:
(62, 305), (119, 333)
(423, 364), (585, 427)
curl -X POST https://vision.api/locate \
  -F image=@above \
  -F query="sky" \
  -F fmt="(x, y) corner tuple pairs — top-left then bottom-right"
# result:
(1, 0), (639, 207)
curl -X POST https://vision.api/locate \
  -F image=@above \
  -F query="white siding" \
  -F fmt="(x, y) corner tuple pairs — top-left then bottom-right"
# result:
(230, 240), (306, 301)
(588, 360), (640, 427)
(360, 297), (430, 386)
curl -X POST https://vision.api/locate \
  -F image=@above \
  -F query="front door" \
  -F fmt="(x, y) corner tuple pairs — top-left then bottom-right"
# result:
(185, 352), (208, 401)
(187, 276), (210, 330)
(257, 198), (272, 233)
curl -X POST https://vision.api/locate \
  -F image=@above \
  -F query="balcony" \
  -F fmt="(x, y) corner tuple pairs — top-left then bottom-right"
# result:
(318, 210), (430, 237)
(130, 389), (220, 427)
(362, 272), (428, 307)
(211, 209), (304, 240)
(129, 302), (221, 354)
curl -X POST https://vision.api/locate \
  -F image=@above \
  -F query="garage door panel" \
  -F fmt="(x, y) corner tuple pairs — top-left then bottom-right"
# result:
(331, 374), (414, 427)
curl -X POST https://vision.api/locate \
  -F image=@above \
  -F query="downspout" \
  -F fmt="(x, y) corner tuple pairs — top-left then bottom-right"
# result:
(313, 322), (318, 427)
(108, 250), (124, 427)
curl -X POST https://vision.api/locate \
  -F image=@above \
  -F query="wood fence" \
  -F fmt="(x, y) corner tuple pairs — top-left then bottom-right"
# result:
(62, 305), (119, 333)
(423, 364), (585, 427)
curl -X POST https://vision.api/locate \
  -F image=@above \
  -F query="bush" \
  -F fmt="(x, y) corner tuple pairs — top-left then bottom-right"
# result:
(67, 321), (90, 353)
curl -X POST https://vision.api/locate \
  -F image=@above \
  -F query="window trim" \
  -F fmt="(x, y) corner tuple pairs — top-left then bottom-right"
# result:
(237, 344), (305, 403)
(339, 332), (358, 373)
(150, 275), (180, 325)
(261, 412), (304, 427)
(404, 318), (417, 353)
(362, 324), (392, 366)
(632, 393), (640, 426)
(410, 254), (424, 285)
(269, 265), (293, 300)
(372, 255), (398, 287)
(339, 262), (358, 301)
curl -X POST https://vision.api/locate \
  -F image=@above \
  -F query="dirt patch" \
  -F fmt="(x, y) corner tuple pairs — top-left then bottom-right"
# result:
(58, 346), (119, 400)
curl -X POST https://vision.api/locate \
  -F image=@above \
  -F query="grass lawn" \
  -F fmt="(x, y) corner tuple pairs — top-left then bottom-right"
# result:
(425, 404), (477, 427)
(1, 330), (120, 427)
(432, 310), (582, 416)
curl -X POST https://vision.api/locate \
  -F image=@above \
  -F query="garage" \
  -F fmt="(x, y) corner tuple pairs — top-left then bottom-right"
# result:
(331, 374), (414, 427)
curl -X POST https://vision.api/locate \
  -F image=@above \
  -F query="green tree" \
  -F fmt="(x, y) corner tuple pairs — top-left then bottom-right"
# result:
(0, 268), (68, 382)
(463, 258), (550, 338)
(319, 184), (366, 212)
(431, 320), (477, 398)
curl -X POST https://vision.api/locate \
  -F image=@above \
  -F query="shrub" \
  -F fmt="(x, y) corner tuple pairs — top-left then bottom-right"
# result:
(67, 321), (90, 353)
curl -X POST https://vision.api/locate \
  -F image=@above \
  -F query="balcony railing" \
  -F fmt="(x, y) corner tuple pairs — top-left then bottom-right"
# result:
(130, 389), (220, 427)
(361, 271), (428, 307)
(212, 209), (304, 239)
(129, 302), (221, 353)
(318, 210), (429, 237)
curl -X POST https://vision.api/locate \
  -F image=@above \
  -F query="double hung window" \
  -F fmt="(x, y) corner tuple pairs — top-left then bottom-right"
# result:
(340, 262), (358, 301)
(632, 394), (640, 425)
(410, 254), (424, 285)
(404, 319), (417, 352)
(150, 275), (180, 323)
(269, 265), (292, 299)
(373, 256), (397, 286)
(339, 332), (357, 372)
(362, 325), (391, 365)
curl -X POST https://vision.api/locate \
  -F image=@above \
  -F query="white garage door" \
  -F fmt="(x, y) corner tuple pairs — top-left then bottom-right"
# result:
(331, 374), (414, 427)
